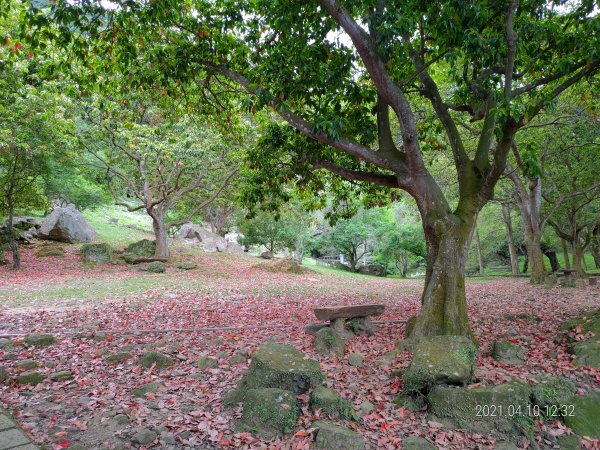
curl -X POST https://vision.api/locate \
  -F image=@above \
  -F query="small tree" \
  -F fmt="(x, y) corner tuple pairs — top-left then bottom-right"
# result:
(77, 104), (239, 258)
(238, 211), (303, 255)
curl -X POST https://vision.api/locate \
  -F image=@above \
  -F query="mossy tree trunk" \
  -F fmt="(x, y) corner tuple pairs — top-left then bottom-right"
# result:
(149, 208), (169, 259)
(409, 213), (475, 340)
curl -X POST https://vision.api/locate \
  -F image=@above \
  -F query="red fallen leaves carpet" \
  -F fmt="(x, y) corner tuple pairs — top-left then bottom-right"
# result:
(1, 250), (599, 449)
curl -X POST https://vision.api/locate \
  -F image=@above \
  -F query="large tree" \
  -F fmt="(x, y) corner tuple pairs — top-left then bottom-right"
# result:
(34, 0), (600, 339)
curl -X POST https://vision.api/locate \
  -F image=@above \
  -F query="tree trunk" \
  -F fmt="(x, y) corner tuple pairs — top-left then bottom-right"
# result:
(541, 245), (560, 272)
(475, 225), (484, 275)
(409, 218), (474, 340)
(572, 244), (587, 278)
(150, 210), (169, 259)
(561, 239), (571, 270)
(525, 235), (546, 283)
(7, 196), (20, 270)
(591, 225), (600, 269)
(502, 204), (519, 275)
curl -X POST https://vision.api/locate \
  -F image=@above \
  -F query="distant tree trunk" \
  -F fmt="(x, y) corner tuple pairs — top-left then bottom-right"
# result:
(541, 244), (560, 272)
(150, 209), (169, 259)
(475, 225), (484, 275)
(590, 225), (600, 269)
(502, 204), (519, 275)
(572, 243), (587, 278)
(561, 239), (571, 270)
(507, 169), (546, 283)
(396, 251), (408, 277)
(6, 194), (20, 270)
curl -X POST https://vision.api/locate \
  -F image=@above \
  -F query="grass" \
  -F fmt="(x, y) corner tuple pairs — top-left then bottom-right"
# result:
(83, 206), (154, 246)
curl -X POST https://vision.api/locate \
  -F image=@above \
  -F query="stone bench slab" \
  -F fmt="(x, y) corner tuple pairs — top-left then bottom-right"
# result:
(314, 304), (385, 321)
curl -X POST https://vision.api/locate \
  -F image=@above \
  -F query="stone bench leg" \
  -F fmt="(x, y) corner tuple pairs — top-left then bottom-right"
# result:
(330, 318), (354, 340)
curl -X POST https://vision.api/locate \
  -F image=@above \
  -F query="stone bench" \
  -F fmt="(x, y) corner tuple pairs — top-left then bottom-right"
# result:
(309, 304), (385, 339)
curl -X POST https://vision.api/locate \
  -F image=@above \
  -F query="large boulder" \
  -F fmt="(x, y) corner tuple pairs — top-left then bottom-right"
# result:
(239, 388), (299, 436)
(82, 243), (113, 264)
(224, 343), (323, 405)
(402, 336), (476, 394)
(427, 381), (532, 439)
(38, 204), (96, 243)
(570, 340), (600, 369)
(563, 391), (600, 439)
(225, 241), (245, 255)
(177, 223), (203, 240)
(531, 376), (576, 408)
(312, 420), (365, 450)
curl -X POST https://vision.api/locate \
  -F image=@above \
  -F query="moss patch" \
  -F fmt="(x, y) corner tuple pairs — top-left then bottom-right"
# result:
(82, 243), (113, 264)
(563, 391), (600, 439)
(531, 376), (576, 409)
(139, 352), (174, 370)
(309, 386), (357, 420)
(239, 388), (299, 436)
(16, 371), (44, 385)
(427, 381), (532, 439)
(23, 333), (56, 347)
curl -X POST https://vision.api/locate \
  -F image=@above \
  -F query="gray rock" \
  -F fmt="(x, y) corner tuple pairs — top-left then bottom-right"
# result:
(160, 431), (177, 445)
(309, 386), (356, 420)
(132, 428), (157, 445)
(38, 204), (96, 243)
(132, 382), (162, 398)
(113, 414), (129, 425)
(402, 436), (438, 450)
(314, 328), (345, 357)
(23, 333), (56, 347)
(50, 370), (73, 381)
(82, 243), (113, 264)
(403, 336), (476, 394)
(203, 242), (218, 252)
(348, 353), (364, 367)
(492, 341), (526, 365)
(359, 401), (374, 414)
(197, 357), (218, 370)
(225, 242), (244, 255)
(239, 388), (299, 436)
(260, 251), (273, 259)
(313, 420), (365, 450)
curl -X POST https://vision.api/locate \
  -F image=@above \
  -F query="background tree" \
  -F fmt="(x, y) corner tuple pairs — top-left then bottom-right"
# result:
(36, 0), (600, 339)
(237, 210), (305, 255)
(76, 101), (240, 258)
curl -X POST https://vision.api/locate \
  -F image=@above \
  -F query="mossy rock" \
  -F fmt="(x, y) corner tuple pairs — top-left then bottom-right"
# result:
(23, 333), (56, 347)
(16, 360), (41, 370)
(139, 351), (174, 370)
(563, 391), (600, 439)
(394, 394), (425, 412)
(313, 328), (345, 357)
(143, 261), (166, 273)
(50, 370), (73, 381)
(229, 354), (247, 366)
(532, 376), (576, 408)
(175, 260), (197, 270)
(82, 243), (113, 264)
(309, 386), (357, 420)
(35, 246), (65, 257)
(403, 336), (476, 394)
(224, 344), (323, 406)
(556, 435), (583, 450)
(16, 371), (44, 385)
(492, 341), (526, 365)
(570, 340), (600, 369)
(125, 239), (156, 257)
(427, 381), (532, 439)
(239, 388), (299, 436)
(0, 367), (9, 383)
(105, 352), (133, 365)
(402, 436), (437, 450)
(348, 353), (364, 367)
(132, 382), (162, 398)
(561, 309), (600, 337)
(405, 316), (418, 337)
(197, 357), (218, 370)
(312, 420), (365, 450)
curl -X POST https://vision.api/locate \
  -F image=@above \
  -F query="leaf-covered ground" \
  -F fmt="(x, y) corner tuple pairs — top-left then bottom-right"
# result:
(1, 248), (599, 449)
